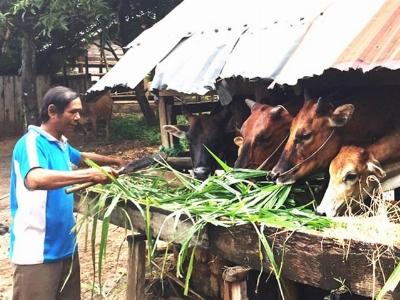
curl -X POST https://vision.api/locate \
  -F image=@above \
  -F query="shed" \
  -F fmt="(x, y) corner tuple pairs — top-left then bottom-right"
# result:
(87, 0), (400, 148)
(89, 0), (400, 94)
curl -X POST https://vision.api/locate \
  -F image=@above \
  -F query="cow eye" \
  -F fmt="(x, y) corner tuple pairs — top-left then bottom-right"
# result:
(301, 132), (312, 140)
(256, 136), (269, 145)
(344, 172), (358, 182)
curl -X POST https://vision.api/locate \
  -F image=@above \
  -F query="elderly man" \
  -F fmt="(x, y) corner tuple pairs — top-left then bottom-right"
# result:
(10, 86), (125, 300)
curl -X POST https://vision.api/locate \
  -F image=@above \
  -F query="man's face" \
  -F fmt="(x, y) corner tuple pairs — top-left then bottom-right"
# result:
(56, 97), (83, 136)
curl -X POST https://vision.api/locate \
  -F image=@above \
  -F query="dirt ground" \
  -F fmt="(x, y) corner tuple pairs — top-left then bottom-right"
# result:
(0, 132), (162, 299)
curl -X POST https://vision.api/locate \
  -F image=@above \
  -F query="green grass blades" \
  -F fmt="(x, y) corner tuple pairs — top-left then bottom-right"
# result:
(376, 262), (400, 300)
(79, 160), (334, 297)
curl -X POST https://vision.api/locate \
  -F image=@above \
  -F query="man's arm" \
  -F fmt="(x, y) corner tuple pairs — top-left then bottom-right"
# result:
(80, 152), (126, 168)
(25, 166), (118, 190)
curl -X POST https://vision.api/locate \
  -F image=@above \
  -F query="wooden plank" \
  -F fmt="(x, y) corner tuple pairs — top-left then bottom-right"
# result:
(166, 98), (176, 147)
(4, 76), (15, 123)
(208, 224), (400, 299)
(0, 76), (4, 123)
(223, 266), (249, 300)
(13, 76), (23, 134)
(159, 96), (171, 148)
(126, 234), (146, 300)
(36, 75), (51, 109)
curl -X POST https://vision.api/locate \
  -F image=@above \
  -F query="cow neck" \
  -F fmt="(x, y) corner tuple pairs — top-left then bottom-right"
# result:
(257, 134), (289, 171)
(278, 128), (337, 178)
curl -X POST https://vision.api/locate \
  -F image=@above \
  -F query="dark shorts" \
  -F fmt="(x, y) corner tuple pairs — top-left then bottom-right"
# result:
(13, 254), (81, 300)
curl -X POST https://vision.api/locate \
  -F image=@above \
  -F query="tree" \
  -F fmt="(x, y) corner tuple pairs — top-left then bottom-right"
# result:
(1, 0), (114, 126)
(0, 0), (182, 127)
(111, 0), (182, 126)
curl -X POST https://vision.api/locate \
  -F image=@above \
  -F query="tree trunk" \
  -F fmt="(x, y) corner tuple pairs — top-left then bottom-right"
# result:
(21, 22), (39, 127)
(135, 80), (157, 125)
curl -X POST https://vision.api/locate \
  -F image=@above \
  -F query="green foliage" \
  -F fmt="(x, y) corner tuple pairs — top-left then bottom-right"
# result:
(0, 0), (182, 75)
(159, 138), (189, 157)
(110, 114), (160, 145)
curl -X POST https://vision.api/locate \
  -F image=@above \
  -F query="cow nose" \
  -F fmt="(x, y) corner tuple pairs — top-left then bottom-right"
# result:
(315, 210), (327, 217)
(268, 169), (280, 181)
(193, 167), (211, 180)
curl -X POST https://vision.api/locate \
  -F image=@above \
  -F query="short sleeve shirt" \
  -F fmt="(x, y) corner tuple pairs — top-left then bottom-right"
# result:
(9, 126), (81, 264)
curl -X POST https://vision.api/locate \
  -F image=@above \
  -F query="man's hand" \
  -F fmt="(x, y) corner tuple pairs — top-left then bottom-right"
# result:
(89, 166), (119, 185)
(80, 152), (129, 168)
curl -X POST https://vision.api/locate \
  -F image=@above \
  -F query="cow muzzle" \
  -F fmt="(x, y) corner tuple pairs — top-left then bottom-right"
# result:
(269, 165), (297, 185)
(193, 166), (212, 180)
(316, 194), (344, 217)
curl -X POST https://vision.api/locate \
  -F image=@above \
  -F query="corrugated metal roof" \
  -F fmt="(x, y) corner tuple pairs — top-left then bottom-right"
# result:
(89, 0), (398, 94)
(334, 0), (400, 71)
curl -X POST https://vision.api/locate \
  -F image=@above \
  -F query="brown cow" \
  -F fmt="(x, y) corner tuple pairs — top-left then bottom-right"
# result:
(271, 89), (400, 184)
(234, 99), (294, 170)
(316, 128), (400, 217)
(80, 91), (113, 139)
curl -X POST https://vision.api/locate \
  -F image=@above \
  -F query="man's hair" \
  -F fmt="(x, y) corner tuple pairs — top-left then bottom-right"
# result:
(40, 86), (79, 123)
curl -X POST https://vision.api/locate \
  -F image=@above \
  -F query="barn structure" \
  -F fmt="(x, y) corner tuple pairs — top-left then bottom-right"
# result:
(83, 0), (400, 299)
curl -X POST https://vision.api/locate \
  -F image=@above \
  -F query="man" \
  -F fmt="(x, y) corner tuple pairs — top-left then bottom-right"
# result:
(9, 86), (125, 300)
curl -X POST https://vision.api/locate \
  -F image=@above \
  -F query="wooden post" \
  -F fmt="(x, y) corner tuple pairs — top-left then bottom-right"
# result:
(85, 55), (89, 77)
(223, 266), (249, 300)
(166, 98), (177, 147)
(281, 278), (299, 300)
(126, 233), (146, 300)
(159, 96), (174, 148)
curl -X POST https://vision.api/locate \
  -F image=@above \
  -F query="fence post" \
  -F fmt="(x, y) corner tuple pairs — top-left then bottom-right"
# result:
(126, 233), (146, 300)
(222, 266), (249, 300)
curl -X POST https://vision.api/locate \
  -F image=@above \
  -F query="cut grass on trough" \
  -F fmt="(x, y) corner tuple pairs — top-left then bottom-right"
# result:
(77, 156), (333, 298)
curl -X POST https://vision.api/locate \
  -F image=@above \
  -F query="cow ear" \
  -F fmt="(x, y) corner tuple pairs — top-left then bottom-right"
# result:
(367, 158), (386, 178)
(245, 98), (257, 110)
(163, 125), (186, 139)
(270, 106), (285, 119)
(329, 104), (354, 127)
(234, 136), (243, 147)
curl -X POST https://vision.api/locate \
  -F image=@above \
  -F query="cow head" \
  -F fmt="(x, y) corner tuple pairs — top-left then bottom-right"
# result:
(316, 146), (385, 217)
(163, 107), (235, 180)
(271, 91), (355, 184)
(234, 99), (293, 170)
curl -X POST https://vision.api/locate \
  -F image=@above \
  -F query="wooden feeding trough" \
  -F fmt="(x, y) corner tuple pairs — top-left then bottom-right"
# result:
(75, 192), (400, 300)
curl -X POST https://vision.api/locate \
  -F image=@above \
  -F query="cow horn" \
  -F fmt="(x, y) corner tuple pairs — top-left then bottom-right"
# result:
(316, 97), (331, 116)
(245, 98), (256, 110)
(270, 106), (284, 119)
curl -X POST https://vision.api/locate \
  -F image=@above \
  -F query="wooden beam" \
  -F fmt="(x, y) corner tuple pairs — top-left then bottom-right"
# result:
(208, 224), (400, 299)
(106, 202), (209, 248)
(126, 234), (146, 300)
(75, 195), (400, 299)
(158, 90), (217, 97)
(166, 157), (192, 170)
(172, 101), (219, 115)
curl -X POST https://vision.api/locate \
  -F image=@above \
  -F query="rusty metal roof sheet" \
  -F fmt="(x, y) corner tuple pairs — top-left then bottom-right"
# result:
(89, 0), (397, 94)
